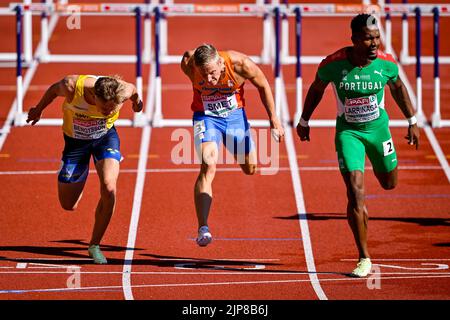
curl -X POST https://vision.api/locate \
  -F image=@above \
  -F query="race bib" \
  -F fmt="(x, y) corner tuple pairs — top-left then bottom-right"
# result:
(344, 95), (379, 123)
(382, 138), (395, 156)
(202, 94), (238, 118)
(72, 118), (107, 140)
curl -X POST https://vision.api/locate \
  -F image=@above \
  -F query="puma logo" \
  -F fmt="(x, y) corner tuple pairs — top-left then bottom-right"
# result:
(374, 70), (383, 77)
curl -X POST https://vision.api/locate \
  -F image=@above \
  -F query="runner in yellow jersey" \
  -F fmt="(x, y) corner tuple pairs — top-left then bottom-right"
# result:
(27, 75), (143, 264)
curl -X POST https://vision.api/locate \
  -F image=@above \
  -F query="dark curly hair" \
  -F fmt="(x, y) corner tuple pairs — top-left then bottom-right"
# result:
(351, 14), (378, 35)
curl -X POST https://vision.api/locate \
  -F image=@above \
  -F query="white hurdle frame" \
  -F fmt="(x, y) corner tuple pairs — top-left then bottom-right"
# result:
(7, 2), (450, 129)
(10, 2), (153, 127)
(152, 3), (279, 128)
(11, 1), (152, 64)
(382, 3), (450, 65)
(285, 3), (450, 128)
(0, 0), (34, 64)
(381, 4), (450, 127)
(284, 3), (383, 127)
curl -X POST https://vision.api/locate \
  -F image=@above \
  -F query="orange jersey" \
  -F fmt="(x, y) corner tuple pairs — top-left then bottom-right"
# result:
(191, 51), (245, 117)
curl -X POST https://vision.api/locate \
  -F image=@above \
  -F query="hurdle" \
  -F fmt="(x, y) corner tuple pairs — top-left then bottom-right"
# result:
(7, 2), (450, 129)
(12, 2), (151, 127)
(283, 3), (449, 128)
(282, 3), (382, 127)
(151, 3), (281, 128)
(12, 1), (152, 64)
(382, 4), (450, 127)
(0, 0), (36, 65)
(381, 0), (450, 66)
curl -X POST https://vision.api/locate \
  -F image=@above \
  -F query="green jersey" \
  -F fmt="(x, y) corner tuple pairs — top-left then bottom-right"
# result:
(317, 47), (398, 124)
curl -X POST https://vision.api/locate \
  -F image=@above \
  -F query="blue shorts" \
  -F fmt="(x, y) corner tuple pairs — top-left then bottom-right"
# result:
(192, 108), (255, 155)
(58, 126), (122, 183)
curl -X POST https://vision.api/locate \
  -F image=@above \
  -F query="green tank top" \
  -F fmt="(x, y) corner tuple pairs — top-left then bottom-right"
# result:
(317, 47), (398, 124)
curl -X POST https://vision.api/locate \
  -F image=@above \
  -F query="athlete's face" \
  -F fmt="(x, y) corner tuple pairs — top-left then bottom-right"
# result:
(353, 26), (381, 60)
(197, 57), (224, 86)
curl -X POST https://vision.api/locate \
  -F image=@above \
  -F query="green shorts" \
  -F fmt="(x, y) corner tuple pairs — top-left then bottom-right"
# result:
(335, 109), (398, 174)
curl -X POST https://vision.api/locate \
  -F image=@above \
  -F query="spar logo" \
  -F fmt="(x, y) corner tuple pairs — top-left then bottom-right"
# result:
(346, 97), (370, 106)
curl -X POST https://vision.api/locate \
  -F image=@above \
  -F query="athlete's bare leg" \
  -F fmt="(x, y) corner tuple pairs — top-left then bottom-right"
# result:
(374, 167), (398, 190)
(342, 170), (370, 259)
(194, 142), (218, 228)
(58, 180), (86, 211)
(89, 158), (120, 245)
(237, 149), (257, 175)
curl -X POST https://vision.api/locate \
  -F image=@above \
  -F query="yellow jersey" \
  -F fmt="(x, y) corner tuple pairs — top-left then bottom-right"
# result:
(62, 75), (119, 140)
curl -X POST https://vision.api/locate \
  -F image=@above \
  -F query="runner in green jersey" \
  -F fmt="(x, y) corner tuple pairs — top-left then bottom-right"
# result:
(296, 14), (420, 277)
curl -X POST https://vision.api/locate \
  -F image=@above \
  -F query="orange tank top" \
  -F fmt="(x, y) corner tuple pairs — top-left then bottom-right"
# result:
(191, 51), (245, 117)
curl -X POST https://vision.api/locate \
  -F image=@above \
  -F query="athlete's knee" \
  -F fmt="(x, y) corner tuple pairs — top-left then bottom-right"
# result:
(242, 163), (257, 175)
(59, 199), (78, 211)
(346, 181), (365, 207)
(380, 179), (397, 190)
(201, 145), (218, 166)
(100, 179), (117, 200)
(200, 163), (217, 180)
(61, 204), (77, 211)
(377, 170), (398, 190)
(58, 190), (81, 211)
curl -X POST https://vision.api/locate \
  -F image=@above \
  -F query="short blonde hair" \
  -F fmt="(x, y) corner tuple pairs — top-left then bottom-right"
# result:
(94, 75), (126, 104)
(193, 44), (220, 67)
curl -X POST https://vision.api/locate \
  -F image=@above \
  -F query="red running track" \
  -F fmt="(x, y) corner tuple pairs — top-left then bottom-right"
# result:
(0, 0), (449, 301)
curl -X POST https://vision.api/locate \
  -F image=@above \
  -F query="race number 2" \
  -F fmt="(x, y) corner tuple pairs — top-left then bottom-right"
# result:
(382, 138), (394, 156)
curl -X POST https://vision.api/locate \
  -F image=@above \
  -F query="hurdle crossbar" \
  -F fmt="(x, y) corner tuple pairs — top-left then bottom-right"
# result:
(7, 2), (450, 128)
(382, 3), (450, 65)
(12, 2), (150, 127)
(9, 2), (153, 64)
(151, 3), (281, 128)
(384, 4), (448, 127)
(285, 3), (450, 128)
(0, 1), (33, 63)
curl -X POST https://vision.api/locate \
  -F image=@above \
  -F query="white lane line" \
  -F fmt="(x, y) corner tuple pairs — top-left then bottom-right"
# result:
(423, 126), (450, 183)
(2, 274), (450, 294)
(1, 270), (449, 275)
(341, 258), (450, 261)
(122, 125), (151, 301)
(280, 74), (327, 300)
(0, 165), (442, 176)
(121, 63), (155, 300)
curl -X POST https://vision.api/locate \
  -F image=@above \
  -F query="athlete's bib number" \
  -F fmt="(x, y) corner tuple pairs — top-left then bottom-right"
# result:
(73, 118), (107, 140)
(344, 95), (379, 123)
(202, 94), (238, 118)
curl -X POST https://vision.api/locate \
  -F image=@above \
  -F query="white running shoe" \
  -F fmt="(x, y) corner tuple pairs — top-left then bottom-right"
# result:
(350, 258), (372, 277)
(88, 244), (108, 264)
(196, 226), (212, 247)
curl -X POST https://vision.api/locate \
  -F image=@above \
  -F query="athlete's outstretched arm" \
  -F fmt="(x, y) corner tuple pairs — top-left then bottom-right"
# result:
(231, 51), (285, 142)
(26, 76), (76, 125)
(296, 73), (328, 141)
(388, 77), (420, 149)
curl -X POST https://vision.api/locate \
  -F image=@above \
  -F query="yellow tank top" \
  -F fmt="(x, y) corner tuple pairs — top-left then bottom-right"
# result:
(62, 75), (119, 140)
